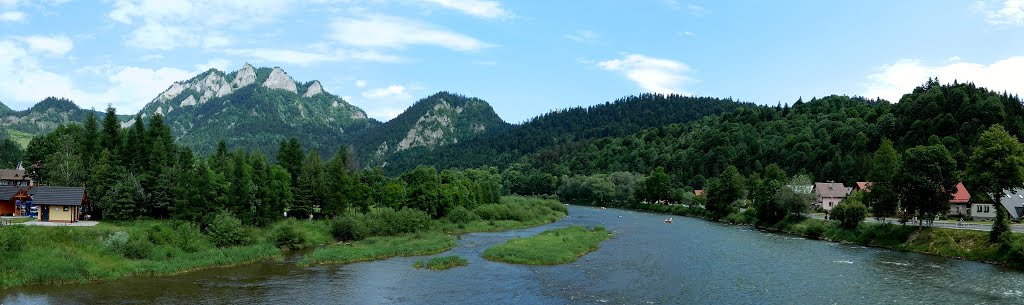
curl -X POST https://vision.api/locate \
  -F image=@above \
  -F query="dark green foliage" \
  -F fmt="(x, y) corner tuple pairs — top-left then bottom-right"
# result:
(444, 206), (480, 224)
(270, 219), (310, 250)
(993, 206), (1012, 243)
(706, 166), (744, 220)
(898, 145), (957, 226)
(0, 137), (23, 168)
(867, 139), (901, 219)
(963, 125), (1024, 242)
(330, 215), (367, 241)
(100, 172), (149, 220)
(363, 207), (431, 236)
(831, 201), (868, 229)
(206, 211), (252, 248)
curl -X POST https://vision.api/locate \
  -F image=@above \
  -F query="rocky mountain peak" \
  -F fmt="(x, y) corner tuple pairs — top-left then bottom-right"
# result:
(262, 67), (297, 93)
(232, 63), (256, 89)
(304, 80), (324, 97)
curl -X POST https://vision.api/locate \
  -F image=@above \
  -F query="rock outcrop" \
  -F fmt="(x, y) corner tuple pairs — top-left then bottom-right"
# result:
(262, 67), (297, 93)
(304, 81), (324, 97)
(231, 63), (257, 89)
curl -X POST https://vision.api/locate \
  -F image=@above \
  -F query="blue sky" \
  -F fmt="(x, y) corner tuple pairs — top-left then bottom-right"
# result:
(2, 0), (1024, 122)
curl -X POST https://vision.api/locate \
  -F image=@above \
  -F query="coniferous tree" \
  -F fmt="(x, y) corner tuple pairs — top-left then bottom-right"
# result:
(294, 149), (326, 219)
(82, 111), (99, 164)
(100, 105), (121, 156)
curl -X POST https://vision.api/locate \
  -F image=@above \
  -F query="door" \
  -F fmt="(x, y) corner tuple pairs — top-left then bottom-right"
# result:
(41, 205), (49, 221)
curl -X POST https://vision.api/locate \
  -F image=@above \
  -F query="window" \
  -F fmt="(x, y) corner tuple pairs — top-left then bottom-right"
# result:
(985, 206), (990, 213)
(978, 205), (983, 212)
(63, 206), (68, 211)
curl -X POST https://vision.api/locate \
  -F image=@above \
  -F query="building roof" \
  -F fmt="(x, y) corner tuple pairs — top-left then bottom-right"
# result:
(855, 182), (873, 192)
(950, 182), (971, 203)
(30, 186), (86, 206)
(0, 169), (28, 181)
(1002, 188), (1024, 220)
(693, 190), (704, 196)
(0, 185), (20, 200)
(814, 182), (848, 198)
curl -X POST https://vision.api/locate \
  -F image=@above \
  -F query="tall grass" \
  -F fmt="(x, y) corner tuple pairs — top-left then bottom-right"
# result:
(413, 255), (469, 270)
(483, 226), (612, 265)
(301, 232), (455, 266)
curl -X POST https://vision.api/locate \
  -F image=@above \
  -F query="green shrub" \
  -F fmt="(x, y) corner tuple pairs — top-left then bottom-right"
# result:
(0, 225), (26, 253)
(330, 215), (367, 241)
(206, 211), (252, 248)
(271, 219), (310, 250)
(103, 231), (131, 254)
(794, 220), (827, 240)
(445, 206), (480, 224)
(173, 221), (211, 252)
(147, 223), (178, 246)
(364, 207), (430, 236)
(831, 202), (868, 229)
(425, 256), (468, 270)
(122, 235), (155, 259)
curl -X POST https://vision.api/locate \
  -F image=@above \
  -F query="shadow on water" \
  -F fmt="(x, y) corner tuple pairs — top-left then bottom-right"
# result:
(4, 205), (1024, 304)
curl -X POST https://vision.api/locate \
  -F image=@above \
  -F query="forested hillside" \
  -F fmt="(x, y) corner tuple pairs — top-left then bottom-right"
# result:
(501, 79), (1024, 193)
(381, 93), (750, 174)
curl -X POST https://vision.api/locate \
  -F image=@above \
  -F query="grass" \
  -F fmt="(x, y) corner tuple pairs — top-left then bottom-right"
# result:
(0, 222), (284, 288)
(5, 129), (33, 148)
(482, 226), (612, 265)
(413, 255), (469, 270)
(300, 232), (456, 266)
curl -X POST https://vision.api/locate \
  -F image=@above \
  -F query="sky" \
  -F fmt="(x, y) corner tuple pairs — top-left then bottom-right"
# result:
(2, 0), (1024, 123)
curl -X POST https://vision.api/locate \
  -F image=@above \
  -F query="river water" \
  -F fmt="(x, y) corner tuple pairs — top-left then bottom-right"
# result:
(4, 205), (1024, 304)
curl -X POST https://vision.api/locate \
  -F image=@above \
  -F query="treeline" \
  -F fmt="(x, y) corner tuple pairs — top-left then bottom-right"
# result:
(23, 106), (502, 227)
(379, 93), (751, 174)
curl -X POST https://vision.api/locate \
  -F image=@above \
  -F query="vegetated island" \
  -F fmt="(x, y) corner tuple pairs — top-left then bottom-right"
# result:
(413, 256), (469, 270)
(482, 226), (612, 265)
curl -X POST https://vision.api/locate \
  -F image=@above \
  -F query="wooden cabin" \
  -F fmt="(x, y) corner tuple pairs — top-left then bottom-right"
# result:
(31, 186), (87, 223)
(0, 167), (33, 186)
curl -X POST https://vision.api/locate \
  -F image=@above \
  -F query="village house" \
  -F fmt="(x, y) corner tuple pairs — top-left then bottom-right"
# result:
(813, 182), (849, 212)
(32, 186), (87, 223)
(1001, 189), (1024, 221)
(854, 182), (872, 192)
(0, 164), (33, 186)
(0, 185), (22, 216)
(693, 190), (704, 197)
(948, 182), (971, 217)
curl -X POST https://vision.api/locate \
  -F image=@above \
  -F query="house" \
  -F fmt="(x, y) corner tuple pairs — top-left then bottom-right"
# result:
(854, 182), (873, 192)
(0, 164), (33, 186)
(0, 185), (20, 216)
(1001, 189), (1024, 221)
(949, 182), (972, 217)
(31, 186), (87, 223)
(813, 182), (848, 212)
(693, 190), (704, 197)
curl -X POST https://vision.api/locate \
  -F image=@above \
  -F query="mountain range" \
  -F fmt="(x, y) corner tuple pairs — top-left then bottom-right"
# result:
(0, 64), (512, 163)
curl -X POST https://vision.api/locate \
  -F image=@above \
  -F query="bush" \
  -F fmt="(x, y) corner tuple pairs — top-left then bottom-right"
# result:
(147, 223), (178, 246)
(0, 225), (27, 253)
(271, 219), (310, 250)
(831, 202), (868, 229)
(122, 235), (155, 259)
(793, 220), (827, 240)
(173, 221), (211, 252)
(364, 207), (431, 236)
(330, 215), (367, 241)
(444, 206), (480, 224)
(206, 211), (252, 248)
(103, 231), (131, 254)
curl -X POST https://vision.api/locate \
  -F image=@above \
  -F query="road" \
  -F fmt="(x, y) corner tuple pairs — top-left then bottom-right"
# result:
(806, 213), (1024, 233)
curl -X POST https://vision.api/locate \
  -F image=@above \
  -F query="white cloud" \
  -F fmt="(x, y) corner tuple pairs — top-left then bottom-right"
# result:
(18, 35), (72, 56)
(353, 84), (417, 120)
(565, 30), (599, 43)
(224, 48), (401, 66)
(354, 80), (367, 87)
(864, 56), (1024, 102)
(194, 58), (231, 72)
(597, 54), (694, 94)
(330, 15), (491, 51)
(108, 0), (292, 50)
(0, 10), (23, 21)
(422, 0), (510, 19)
(975, 0), (1024, 25)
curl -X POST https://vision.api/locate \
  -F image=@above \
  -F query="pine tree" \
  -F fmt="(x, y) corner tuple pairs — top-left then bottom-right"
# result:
(100, 105), (121, 156)
(294, 149), (325, 219)
(82, 111), (99, 164)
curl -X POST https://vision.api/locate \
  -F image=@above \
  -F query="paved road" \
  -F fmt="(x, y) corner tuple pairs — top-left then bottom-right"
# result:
(806, 213), (1024, 233)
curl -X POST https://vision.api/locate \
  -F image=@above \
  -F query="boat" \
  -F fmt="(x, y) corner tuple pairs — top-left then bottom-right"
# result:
(664, 217), (673, 223)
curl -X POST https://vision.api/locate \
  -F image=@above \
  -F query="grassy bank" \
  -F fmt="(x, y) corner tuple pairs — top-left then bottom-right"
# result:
(482, 226), (612, 265)
(413, 255), (469, 270)
(767, 216), (1024, 268)
(0, 221), (291, 289)
(301, 232), (455, 266)
(302, 195), (567, 267)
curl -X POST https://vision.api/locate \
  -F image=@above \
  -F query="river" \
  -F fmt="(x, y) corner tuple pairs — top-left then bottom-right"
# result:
(4, 205), (1024, 304)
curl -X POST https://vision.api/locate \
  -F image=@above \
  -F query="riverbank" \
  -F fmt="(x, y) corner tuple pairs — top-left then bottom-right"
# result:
(0, 196), (567, 289)
(576, 202), (1024, 269)
(483, 226), (612, 265)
